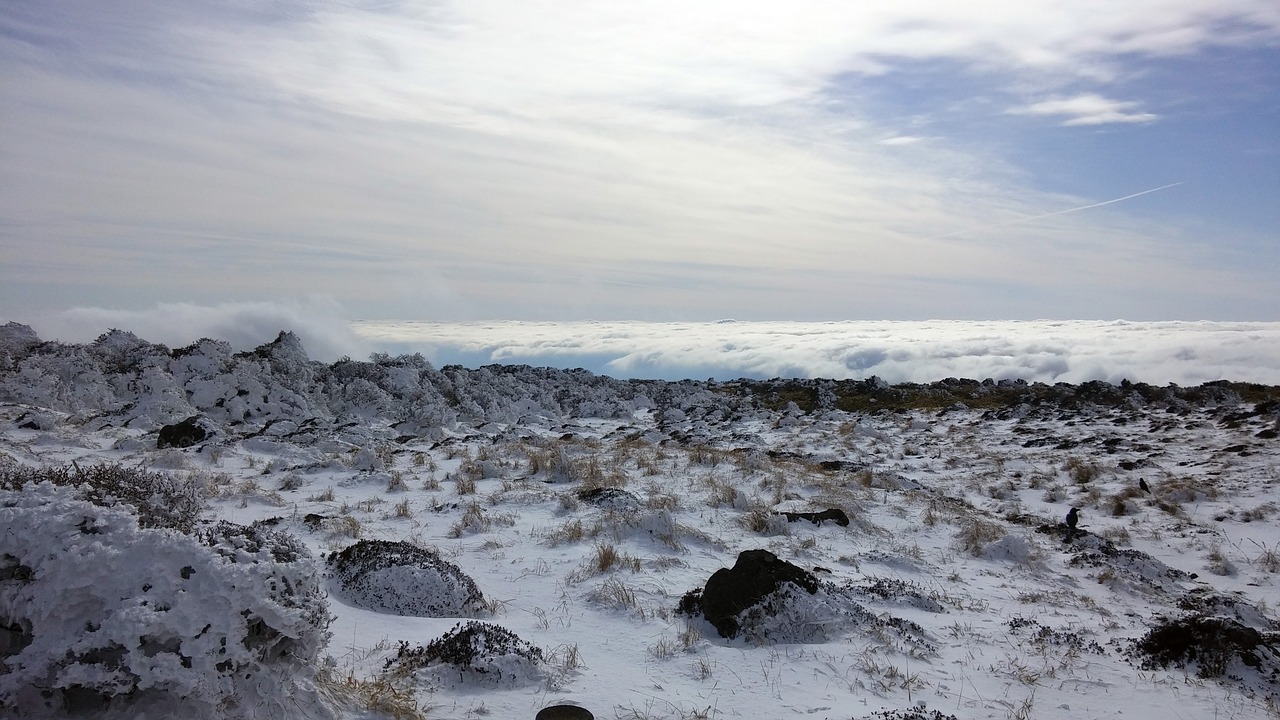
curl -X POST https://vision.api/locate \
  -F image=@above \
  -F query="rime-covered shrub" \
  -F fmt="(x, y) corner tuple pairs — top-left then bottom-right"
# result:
(577, 487), (641, 512)
(385, 621), (544, 687)
(0, 462), (203, 533)
(0, 483), (333, 719)
(0, 322), (40, 367)
(1133, 615), (1280, 680)
(327, 539), (487, 617)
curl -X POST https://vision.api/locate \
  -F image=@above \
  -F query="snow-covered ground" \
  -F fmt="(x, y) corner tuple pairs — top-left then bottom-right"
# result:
(2, 323), (1278, 719)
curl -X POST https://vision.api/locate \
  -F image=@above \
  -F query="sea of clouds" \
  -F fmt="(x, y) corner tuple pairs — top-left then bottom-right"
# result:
(12, 304), (1280, 386)
(352, 319), (1280, 386)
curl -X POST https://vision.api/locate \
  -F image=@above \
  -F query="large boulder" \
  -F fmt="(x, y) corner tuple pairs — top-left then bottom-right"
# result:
(697, 549), (820, 639)
(680, 550), (936, 648)
(327, 540), (487, 617)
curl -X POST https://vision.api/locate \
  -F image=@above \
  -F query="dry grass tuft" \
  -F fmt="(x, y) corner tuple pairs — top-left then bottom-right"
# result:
(310, 487), (336, 502)
(448, 501), (494, 537)
(702, 474), (740, 508)
(1206, 545), (1238, 576)
(454, 472), (478, 496)
(1064, 457), (1102, 485)
(588, 577), (640, 610)
(317, 667), (428, 720)
(327, 515), (362, 539)
(741, 506), (788, 535)
(956, 517), (1004, 556)
(1254, 545), (1280, 573)
(1158, 474), (1220, 503)
(546, 517), (602, 546)
(595, 542), (621, 572)
(1098, 525), (1132, 546)
(1108, 486), (1143, 516)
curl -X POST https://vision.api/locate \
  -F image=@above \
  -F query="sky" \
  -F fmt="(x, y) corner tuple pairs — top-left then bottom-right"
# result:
(2, 1), (1279, 329)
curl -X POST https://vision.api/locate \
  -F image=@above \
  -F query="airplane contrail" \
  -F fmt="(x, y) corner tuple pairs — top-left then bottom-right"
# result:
(924, 182), (1184, 241)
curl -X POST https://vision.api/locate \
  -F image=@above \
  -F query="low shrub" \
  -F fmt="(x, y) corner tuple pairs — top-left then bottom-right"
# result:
(386, 622), (544, 687)
(0, 462), (203, 533)
(327, 540), (487, 617)
(0, 483), (332, 718)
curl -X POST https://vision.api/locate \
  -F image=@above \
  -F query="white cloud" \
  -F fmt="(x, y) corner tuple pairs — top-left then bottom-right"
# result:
(1010, 94), (1160, 125)
(203, 1), (1278, 127)
(2, 2), (1278, 321)
(351, 319), (1280, 385)
(878, 136), (928, 145)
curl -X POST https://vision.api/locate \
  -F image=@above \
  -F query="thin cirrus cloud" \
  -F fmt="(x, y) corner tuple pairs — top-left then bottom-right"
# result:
(0, 1), (1277, 323)
(1009, 94), (1160, 126)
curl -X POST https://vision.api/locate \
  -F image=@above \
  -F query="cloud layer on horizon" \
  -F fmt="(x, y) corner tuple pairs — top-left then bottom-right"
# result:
(352, 319), (1280, 386)
(9, 302), (1279, 385)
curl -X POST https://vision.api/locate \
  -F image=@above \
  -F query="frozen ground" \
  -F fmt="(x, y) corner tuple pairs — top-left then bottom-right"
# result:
(1, 324), (1278, 719)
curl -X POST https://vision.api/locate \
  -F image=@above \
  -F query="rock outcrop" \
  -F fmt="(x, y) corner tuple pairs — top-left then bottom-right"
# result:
(696, 549), (820, 638)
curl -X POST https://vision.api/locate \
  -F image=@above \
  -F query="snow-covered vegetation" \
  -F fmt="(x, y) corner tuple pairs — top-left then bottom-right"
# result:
(2, 322), (1279, 719)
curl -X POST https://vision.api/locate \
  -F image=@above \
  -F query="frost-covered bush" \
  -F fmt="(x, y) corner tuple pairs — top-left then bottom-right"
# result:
(0, 483), (333, 719)
(0, 462), (203, 533)
(0, 322), (40, 368)
(385, 621), (544, 687)
(327, 540), (487, 617)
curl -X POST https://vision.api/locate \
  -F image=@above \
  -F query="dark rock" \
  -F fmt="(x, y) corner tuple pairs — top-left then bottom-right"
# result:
(157, 416), (208, 449)
(779, 508), (850, 527)
(698, 549), (819, 638)
(536, 704), (594, 720)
